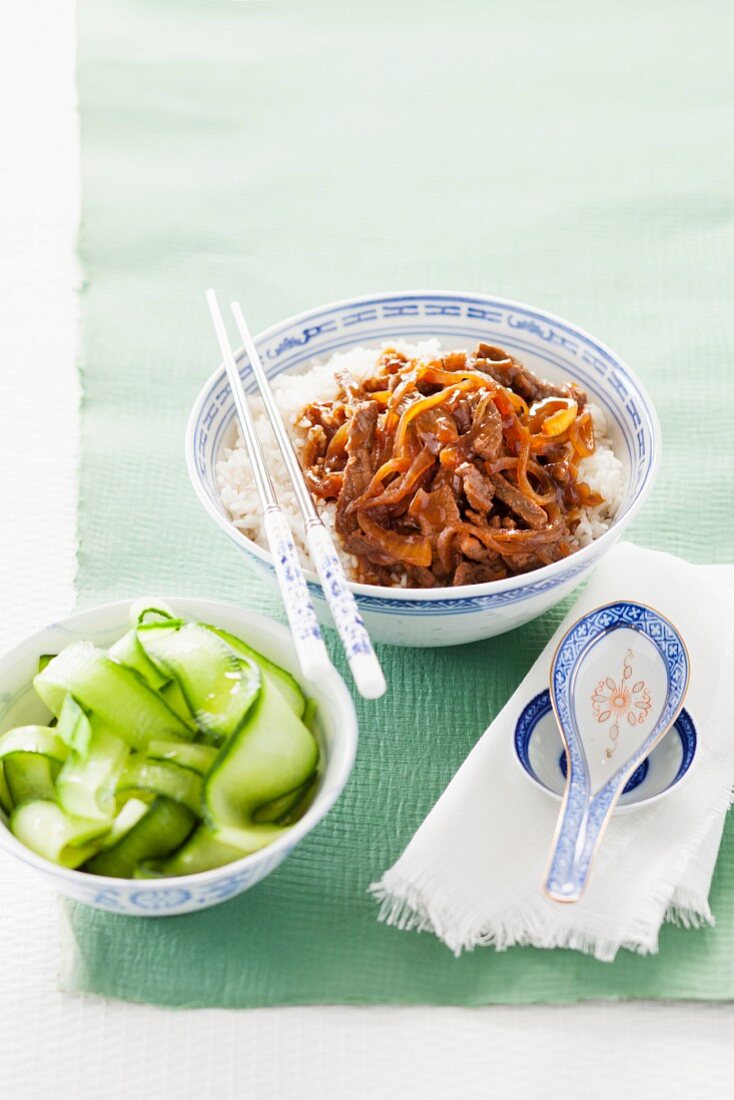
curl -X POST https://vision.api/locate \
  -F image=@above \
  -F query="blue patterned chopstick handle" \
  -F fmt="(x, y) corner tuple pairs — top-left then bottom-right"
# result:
(263, 509), (331, 684)
(306, 524), (386, 700)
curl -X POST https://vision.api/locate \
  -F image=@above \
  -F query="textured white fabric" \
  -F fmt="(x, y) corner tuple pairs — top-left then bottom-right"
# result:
(2, 4), (734, 1098)
(375, 546), (734, 960)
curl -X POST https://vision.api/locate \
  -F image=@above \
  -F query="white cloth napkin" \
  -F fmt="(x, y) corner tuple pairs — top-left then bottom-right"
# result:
(372, 544), (734, 961)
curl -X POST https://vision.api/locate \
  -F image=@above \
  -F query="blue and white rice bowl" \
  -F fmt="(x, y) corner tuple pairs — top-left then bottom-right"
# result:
(186, 292), (660, 647)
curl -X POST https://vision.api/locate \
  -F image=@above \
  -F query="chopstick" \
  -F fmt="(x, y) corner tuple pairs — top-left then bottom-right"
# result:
(229, 299), (387, 701)
(206, 289), (332, 687)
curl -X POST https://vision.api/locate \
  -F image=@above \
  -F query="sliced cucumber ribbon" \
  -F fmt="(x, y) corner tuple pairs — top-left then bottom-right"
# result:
(34, 642), (195, 748)
(109, 628), (170, 692)
(85, 797), (196, 879)
(56, 694), (93, 756)
(56, 727), (128, 822)
(204, 674), (319, 837)
(5, 756), (59, 805)
(146, 739), (217, 775)
(136, 621), (261, 742)
(0, 725), (69, 764)
(0, 726), (69, 811)
(11, 801), (111, 869)
(116, 756), (203, 814)
(150, 825), (248, 876)
(205, 625), (306, 719)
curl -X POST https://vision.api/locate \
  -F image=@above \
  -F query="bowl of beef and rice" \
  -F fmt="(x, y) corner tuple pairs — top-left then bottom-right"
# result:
(186, 292), (659, 646)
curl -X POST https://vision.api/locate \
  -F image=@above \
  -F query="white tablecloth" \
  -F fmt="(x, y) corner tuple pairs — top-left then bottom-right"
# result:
(0, 3), (732, 1094)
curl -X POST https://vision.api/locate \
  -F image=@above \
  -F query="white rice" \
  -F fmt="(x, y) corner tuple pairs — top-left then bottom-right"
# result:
(216, 341), (624, 577)
(575, 401), (625, 546)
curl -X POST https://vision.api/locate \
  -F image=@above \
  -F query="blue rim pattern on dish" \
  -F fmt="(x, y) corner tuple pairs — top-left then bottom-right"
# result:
(188, 292), (659, 615)
(62, 846), (294, 913)
(242, 547), (598, 615)
(514, 688), (696, 798)
(670, 708), (697, 784)
(546, 601), (690, 900)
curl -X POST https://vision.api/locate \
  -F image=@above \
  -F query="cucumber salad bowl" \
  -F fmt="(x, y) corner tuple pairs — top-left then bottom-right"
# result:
(0, 598), (357, 916)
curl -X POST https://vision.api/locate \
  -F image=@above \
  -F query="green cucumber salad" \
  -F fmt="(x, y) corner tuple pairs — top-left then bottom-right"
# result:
(0, 604), (320, 878)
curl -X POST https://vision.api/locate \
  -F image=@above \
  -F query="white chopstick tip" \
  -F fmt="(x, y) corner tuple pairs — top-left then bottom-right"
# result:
(295, 649), (334, 687)
(350, 653), (387, 700)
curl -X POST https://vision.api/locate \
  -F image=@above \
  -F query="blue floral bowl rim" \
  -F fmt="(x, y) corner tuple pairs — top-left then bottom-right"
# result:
(513, 688), (697, 812)
(186, 289), (662, 602)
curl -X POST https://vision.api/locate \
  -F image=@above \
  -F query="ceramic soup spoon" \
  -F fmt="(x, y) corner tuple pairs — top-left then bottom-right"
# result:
(545, 601), (690, 903)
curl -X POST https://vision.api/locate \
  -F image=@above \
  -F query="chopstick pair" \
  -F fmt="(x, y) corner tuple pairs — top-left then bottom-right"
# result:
(205, 290), (387, 701)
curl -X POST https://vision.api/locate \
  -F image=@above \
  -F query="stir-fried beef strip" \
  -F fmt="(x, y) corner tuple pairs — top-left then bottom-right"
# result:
(490, 472), (548, 530)
(473, 343), (587, 408)
(471, 393), (503, 460)
(334, 401), (379, 537)
(453, 560), (508, 586)
(457, 463), (495, 514)
(298, 343), (602, 588)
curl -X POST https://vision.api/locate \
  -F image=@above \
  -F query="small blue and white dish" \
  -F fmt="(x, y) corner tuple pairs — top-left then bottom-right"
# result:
(514, 689), (697, 810)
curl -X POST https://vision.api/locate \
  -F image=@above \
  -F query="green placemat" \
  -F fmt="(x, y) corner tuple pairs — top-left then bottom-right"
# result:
(68, 0), (734, 1005)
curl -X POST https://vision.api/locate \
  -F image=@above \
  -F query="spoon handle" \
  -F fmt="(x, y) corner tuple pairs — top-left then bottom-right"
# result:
(545, 783), (617, 902)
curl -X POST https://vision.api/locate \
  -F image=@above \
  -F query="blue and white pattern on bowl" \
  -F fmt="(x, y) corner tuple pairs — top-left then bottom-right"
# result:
(186, 292), (661, 646)
(514, 689), (697, 810)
